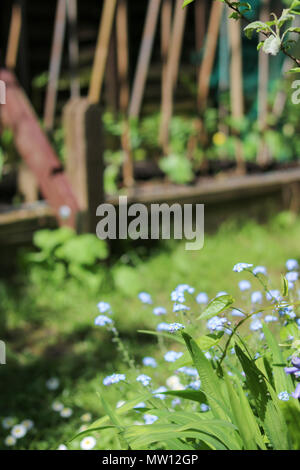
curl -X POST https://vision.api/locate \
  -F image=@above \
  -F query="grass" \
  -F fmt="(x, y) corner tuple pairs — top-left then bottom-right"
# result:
(1, 211), (300, 449)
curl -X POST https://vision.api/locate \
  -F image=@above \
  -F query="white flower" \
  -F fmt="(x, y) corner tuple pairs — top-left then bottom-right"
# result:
(60, 408), (73, 418)
(81, 413), (92, 423)
(52, 401), (64, 412)
(4, 435), (16, 446)
(2, 417), (16, 429)
(57, 444), (68, 450)
(46, 377), (60, 391)
(21, 420), (34, 430)
(166, 375), (183, 390)
(80, 436), (96, 450)
(11, 424), (27, 439)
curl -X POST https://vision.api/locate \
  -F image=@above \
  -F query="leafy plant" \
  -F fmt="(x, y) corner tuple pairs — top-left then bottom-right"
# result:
(71, 261), (300, 450)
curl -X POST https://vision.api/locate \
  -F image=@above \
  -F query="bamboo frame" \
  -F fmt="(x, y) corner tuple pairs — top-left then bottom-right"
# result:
(159, 0), (187, 152)
(66, 0), (80, 98)
(44, 0), (67, 132)
(129, 0), (162, 119)
(197, 0), (223, 113)
(5, 1), (22, 70)
(88, 0), (117, 104)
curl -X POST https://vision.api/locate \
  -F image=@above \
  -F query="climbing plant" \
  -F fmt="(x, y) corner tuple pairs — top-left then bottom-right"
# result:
(183, 0), (300, 73)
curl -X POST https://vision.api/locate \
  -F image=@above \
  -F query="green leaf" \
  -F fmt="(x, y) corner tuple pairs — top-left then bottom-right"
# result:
(262, 325), (294, 394)
(182, 332), (231, 421)
(182, 0), (194, 8)
(198, 295), (234, 320)
(224, 374), (265, 450)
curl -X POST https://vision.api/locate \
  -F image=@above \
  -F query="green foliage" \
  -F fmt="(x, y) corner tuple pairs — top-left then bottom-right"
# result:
(25, 228), (108, 292)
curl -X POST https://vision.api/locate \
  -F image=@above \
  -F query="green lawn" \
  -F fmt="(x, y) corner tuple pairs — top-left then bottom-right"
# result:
(1, 211), (300, 450)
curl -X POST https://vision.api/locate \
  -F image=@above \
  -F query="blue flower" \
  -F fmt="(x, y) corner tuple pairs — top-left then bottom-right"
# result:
(250, 319), (263, 331)
(188, 380), (201, 391)
(251, 291), (263, 304)
(216, 291), (228, 298)
(153, 306), (167, 316)
(253, 266), (267, 276)
(239, 280), (251, 292)
(200, 403), (210, 412)
(103, 373), (126, 386)
(231, 309), (246, 318)
(286, 259), (299, 271)
(168, 323), (185, 333)
(144, 414), (158, 425)
(157, 322), (171, 332)
(134, 402), (146, 409)
(206, 316), (228, 332)
(233, 263), (253, 273)
(292, 383), (300, 399)
(142, 357), (157, 368)
(278, 391), (290, 401)
(264, 315), (278, 323)
(94, 315), (113, 327)
(164, 351), (183, 363)
(97, 302), (112, 314)
(172, 398), (181, 407)
(138, 292), (153, 305)
(266, 290), (281, 302)
(286, 271), (298, 283)
(173, 303), (190, 313)
(136, 374), (152, 387)
(153, 386), (167, 400)
(177, 367), (198, 377)
(196, 292), (209, 304)
(171, 290), (185, 303)
(176, 284), (195, 294)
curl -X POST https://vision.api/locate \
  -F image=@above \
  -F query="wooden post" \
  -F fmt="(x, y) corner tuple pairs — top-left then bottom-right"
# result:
(88, 0), (117, 104)
(257, 0), (270, 165)
(5, 1), (22, 70)
(228, 17), (245, 172)
(105, 27), (119, 113)
(197, 0), (223, 113)
(159, 0), (187, 153)
(64, 98), (104, 233)
(18, 162), (39, 203)
(116, 0), (134, 188)
(195, 0), (206, 67)
(44, 0), (67, 132)
(66, 0), (80, 98)
(129, 0), (162, 119)
(161, 0), (172, 87)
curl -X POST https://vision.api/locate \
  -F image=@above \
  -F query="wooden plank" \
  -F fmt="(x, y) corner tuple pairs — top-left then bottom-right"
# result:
(257, 0), (270, 165)
(64, 97), (104, 232)
(0, 69), (80, 228)
(129, 0), (162, 119)
(197, 1), (223, 112)
(44, 0), (67, 132)
(116, 0), (134, 188)
(5, 1), (22, 70)
(159, 0), (187, 152)
(66, 0), (80, 98)
(88, 0), (117, 104)
(106, 167), (300, 206)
